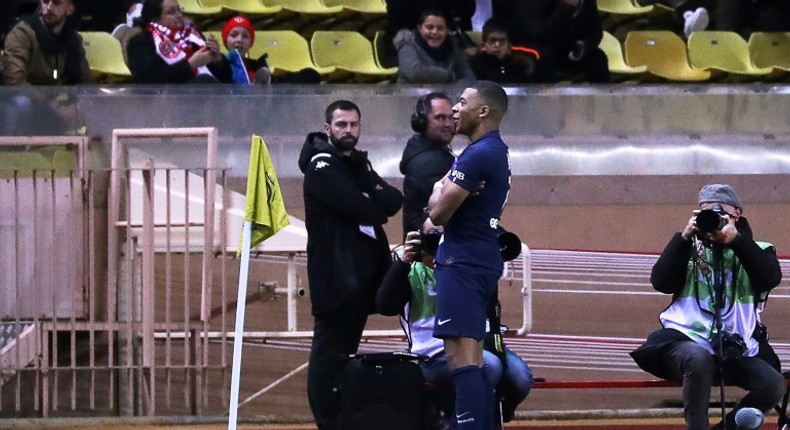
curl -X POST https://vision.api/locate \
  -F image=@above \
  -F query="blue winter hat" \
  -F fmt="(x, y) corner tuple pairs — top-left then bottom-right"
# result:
(698, 184), (743, 209)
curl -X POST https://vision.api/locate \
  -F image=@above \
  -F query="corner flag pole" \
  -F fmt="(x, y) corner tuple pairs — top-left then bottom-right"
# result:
(228, 135), (289, 430)
(228, 220), (252, 430)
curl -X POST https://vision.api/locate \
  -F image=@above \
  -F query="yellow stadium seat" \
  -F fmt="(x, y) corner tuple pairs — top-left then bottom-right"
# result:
(0, 152), (53, 178)
(79, 31), (132, 81)
(687, 31), (772, 78)
(264, 0), (342, 15)
(600, 31), (648, 77)
(179, 0), (222, 15)
(52, 150), (78, 175)
(597, 0), (655, 15)
(372, 30), (395, 68)
(326, 0), (385, 14)
(624, 31), (711, 81)
(222, 0), (282, 16)
(465, 31), (482, 47)
(748, 32), (790, 72)
(310, 31), (398, 81)
(253, 31), (335, 76)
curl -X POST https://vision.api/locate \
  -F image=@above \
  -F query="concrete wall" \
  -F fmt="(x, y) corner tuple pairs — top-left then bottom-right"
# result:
(3, 84), (790, 253)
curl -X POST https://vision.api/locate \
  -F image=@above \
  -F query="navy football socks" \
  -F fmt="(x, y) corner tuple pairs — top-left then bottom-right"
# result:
(451, 365), (494, 430)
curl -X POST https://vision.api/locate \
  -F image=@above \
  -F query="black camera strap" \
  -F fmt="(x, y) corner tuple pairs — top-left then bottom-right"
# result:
(711, 244), (729, 429)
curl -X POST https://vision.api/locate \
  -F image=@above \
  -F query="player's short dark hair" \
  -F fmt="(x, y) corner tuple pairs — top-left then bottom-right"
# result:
(472, 80), (508, 116)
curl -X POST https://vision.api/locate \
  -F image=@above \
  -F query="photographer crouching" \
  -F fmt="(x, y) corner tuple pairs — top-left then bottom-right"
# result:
(630, 184), (786, 430)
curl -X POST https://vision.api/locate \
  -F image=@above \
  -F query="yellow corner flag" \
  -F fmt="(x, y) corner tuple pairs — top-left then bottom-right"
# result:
(237, 135), (290, 256)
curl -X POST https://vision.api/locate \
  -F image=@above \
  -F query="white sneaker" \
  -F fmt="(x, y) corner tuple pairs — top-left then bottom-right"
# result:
(683, 7), (709, 38)
(254, 67), (272, 85)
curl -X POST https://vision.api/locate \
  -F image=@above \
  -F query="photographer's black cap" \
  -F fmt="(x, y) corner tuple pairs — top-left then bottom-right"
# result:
(698, 184), (743, 209)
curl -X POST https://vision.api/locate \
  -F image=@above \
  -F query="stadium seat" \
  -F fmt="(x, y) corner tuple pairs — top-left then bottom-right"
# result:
(0, 152), (53, 178)
(687, 31), (772, 78)
(748, 32), (790, 72)
(624, 31), (711, 81)
(597, 0), (655, 15)
(179, 0), (222, 16)
(221, 0), (282, 16)
(465, 31), (482, 47)
(264, 0), (343, 15)
(52, 150), (78, 175)
(79, 31), (132, 82)
(600, 31), (648, 78)
(326, 0), (386, 14)
(324, 0), (386, 30)
(372, 31), (389, 68)
(311, 31), (397, 81)
(253, 31), (335, 76)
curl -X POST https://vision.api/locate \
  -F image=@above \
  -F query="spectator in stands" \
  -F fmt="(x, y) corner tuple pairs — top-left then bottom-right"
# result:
(393, 8), (475, 84)
(380, 0), (475, 68)
(638, 0), (790, 38)
(400, 92), (456, 239)
(126, 0), (231, 84)
(2, 0), (93, 134)
(469, 18), (539, 84)
(219, 15), (320, 85)
(631, 184), (785, 430)
(3, 0), (93, 85)
(298, 100), (403, 430)
(510, 0), (610, 83)
(376, 220), (533, 428)
(634, 0), (710, 38)
(111, 2), (142, 66)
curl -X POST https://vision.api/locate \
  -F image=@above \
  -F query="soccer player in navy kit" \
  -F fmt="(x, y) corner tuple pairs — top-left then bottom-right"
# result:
(427, 80), (511, 430)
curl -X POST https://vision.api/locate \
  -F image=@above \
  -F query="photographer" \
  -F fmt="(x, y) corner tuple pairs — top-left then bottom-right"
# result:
(630, 184), (785, 430)
(376, 218), (533, 428)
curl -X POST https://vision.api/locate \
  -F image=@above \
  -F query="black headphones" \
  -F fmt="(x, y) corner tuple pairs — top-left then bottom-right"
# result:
(410, 94), (431, 133)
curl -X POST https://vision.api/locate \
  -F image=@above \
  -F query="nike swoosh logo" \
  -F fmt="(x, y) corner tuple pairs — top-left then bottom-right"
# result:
(437, 318), (452, 326)
(456, 411), (471, 419)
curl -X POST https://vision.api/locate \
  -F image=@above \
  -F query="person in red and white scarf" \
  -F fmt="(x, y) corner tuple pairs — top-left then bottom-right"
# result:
(126, 0), (231, 83)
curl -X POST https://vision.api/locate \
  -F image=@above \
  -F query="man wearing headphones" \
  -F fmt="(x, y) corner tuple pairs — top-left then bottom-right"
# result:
(399, 92), (457, 239)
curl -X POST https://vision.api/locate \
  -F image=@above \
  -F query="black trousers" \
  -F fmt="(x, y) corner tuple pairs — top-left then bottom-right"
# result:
(307, 294), (371, 430)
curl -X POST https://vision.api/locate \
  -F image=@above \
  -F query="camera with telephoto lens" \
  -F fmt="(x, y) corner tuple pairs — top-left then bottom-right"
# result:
(712, 331), (747, 371)
(696, 205), (729, 233)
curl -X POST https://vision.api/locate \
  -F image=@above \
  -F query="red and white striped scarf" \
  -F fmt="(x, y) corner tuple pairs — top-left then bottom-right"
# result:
(147, 21), (212, 76)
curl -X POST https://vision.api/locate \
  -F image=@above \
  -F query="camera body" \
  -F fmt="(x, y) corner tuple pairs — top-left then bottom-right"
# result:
(712, 331), (747, 372)
(419, 228), (442, 256)
(696, 204), (728, 233)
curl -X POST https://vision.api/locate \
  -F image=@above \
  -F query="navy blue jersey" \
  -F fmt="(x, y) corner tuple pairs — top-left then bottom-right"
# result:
(436, 130), (511, 273)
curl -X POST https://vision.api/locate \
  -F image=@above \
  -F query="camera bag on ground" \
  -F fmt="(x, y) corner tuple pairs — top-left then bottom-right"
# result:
(338, 351), (431, 430)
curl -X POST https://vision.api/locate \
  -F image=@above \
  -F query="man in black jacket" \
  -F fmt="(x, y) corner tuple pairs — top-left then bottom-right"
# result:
(298, 99), (403, 430)
(400, 92), (456, 239)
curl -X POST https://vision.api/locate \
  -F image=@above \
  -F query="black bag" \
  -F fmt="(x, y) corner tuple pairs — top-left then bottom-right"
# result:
(338, 352), (430, 430)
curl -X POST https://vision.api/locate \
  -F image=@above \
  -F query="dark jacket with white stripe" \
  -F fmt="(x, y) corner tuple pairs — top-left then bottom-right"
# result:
(298, 132), (403, 316)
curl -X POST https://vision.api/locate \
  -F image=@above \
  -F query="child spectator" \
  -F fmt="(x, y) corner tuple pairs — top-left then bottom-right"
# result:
(220, 15), (320, 85)
(393, 8), (475, 84)
(469, 18), (540, 84)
